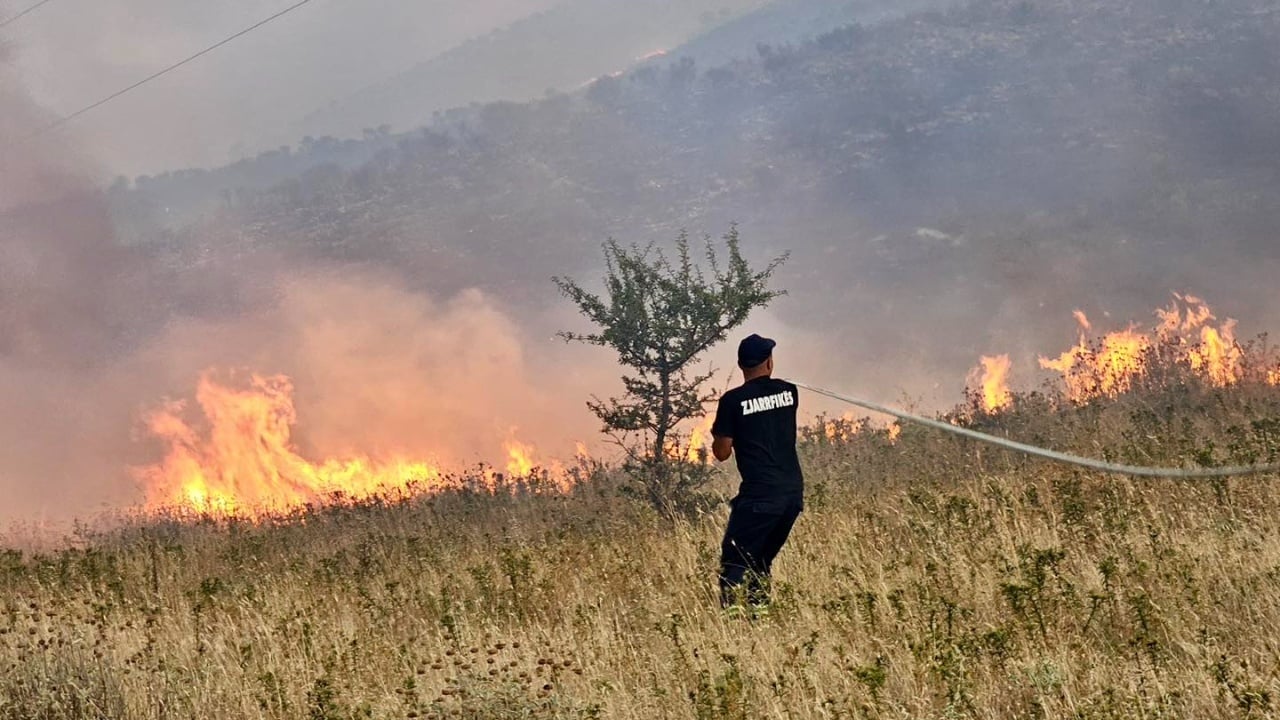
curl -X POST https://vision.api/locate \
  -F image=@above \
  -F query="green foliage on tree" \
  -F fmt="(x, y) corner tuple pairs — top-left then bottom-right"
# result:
(554, 226), (787, 512)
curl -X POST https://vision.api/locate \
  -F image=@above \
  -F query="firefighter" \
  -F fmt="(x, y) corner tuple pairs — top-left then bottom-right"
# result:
(711, 333), (804, 611)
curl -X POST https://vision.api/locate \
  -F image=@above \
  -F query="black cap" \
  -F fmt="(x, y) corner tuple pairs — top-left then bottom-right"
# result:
(737, 334), (776, 369)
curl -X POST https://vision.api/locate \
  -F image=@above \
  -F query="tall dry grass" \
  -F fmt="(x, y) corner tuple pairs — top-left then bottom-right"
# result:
(4, 371), (1280, 719)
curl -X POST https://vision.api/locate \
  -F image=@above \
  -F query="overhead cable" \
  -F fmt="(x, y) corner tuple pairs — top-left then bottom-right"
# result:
(20, 0), (319, 142)
(0, 0), (57, 30)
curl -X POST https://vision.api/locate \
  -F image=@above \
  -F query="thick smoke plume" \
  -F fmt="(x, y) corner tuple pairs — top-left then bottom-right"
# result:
(127, 274), (608, 473)
(0, 55), (171, 525)
(0, 57), (611, 531)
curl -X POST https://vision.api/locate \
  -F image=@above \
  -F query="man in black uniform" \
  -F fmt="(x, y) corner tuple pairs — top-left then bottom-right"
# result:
(711, 333), (804, 609)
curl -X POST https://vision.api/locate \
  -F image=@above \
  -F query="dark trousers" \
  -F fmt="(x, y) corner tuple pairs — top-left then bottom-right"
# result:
(719, 495), (802, 606)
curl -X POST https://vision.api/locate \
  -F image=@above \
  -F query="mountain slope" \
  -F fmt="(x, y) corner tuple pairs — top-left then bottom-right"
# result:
(648, 0), (948, 68)
(119, 0), (1280, 393)
(291, 0), (772, 141)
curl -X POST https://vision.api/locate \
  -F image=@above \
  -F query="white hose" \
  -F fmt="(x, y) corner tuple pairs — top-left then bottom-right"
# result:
(796, 381), (1280, 478)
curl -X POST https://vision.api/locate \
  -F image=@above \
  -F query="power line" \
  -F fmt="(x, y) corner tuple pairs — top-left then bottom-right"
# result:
(0, 0), (57, 30)
(22, 0), (319, 142)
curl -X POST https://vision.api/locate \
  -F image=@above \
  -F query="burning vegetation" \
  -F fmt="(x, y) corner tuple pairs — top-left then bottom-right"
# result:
(136, 373), (445, 517)
(15, 301), (1280, 719)
(971, 355), (1014, 413)
(970, 294), (1277, 413)
(135, 373), (576, 518)
(139, 294), (1273, 520)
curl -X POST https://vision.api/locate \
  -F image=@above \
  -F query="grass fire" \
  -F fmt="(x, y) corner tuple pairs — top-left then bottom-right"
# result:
(134, 371), (585, 518)
(970, 294), (1277, 415)
(7, 295), (1280, 718)
(5, 0), (1280, 717)
(128, 292), (1279, 522)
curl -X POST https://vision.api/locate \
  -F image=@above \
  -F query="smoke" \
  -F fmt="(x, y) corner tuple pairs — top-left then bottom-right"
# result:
(8, 0), (776, 176)
(0, 51), (614, 530)
(0, 81), (158, 524)
(10, 0), (569, 175)
(17, 0), (1278, 532)
(0, 193), (610, 526)
(126, 273), (607, 470)
(0, 253), (612, 528)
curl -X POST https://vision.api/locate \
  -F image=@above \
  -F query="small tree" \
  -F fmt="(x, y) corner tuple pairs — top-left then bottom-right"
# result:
(554, 226), (787, 512)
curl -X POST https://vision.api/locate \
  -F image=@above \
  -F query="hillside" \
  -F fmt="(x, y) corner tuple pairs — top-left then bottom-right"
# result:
(106, 0), (1280, 396)
(103, 0), (771, 232)
(5, 362), (1280, 718)
(645, 0), (946, 69)
(290, 0), (773, 145)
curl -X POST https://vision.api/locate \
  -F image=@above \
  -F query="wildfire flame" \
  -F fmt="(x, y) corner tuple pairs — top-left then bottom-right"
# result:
(823, 412), (860, 441)
(1158, 294), (1244, 387)
(1039, 316), (1152, 402)
(136, 373), (451, 517)
(1051, 295), (1247, 402)
(675, 414), (716, 464)
(975, 294), (1253, 407)
(687, 416), (711, 463)
(490, 434), (583, 493)
(504, 435), (539, 478)
(136, 373), (587, 517)
(971, 355), (1013, 412)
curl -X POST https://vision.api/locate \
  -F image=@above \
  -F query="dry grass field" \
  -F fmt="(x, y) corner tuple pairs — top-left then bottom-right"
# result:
(4, 376), (1280, 719)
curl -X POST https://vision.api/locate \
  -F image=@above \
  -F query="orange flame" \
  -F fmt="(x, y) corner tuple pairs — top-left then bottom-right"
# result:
(504, 436), (539, 478)
(971, 354), (1013, 412)
(823, 412), (860, 441)
(1039, 315), (1152, 402)
(1036, 295), (1246, 403)
(495, 435), (580, 492)
(1188, 321), (1242, 386)
(136, 373), (450, 517)
(1156, 295), (1244, 387)
(681, 415), (716, 464)
(888, 423), (902, 444)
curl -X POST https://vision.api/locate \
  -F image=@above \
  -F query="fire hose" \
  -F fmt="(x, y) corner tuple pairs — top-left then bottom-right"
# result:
(795, 381), (1280, 478)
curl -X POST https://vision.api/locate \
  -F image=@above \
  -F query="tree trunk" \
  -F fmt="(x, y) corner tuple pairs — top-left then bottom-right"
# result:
(653, 368), (672, 462)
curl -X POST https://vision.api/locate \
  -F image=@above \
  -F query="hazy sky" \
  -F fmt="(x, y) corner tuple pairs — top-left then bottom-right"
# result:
(4, 0), (563, 177)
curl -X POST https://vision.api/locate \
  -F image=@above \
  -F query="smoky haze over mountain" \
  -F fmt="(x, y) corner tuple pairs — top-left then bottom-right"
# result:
(8, 0), (769, 176)
(0, 110), (613, 528)
(0, 18), (619, 528)
(119, 0), (1278, 368)
(3, 0), (1280, 526)
(8, 0), (565, 174)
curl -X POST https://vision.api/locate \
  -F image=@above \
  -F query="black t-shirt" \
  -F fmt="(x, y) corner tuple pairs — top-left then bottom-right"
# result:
(711, 376), (804, 498)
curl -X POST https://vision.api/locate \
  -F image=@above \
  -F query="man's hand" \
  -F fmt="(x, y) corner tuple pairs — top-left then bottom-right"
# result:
(712, 435), (734, 462)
